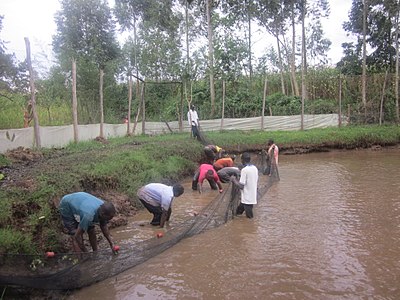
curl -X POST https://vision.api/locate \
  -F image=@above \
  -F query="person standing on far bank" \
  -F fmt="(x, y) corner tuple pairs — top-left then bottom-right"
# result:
(187, 105), (200, 140)
(231, 152), (258, 218)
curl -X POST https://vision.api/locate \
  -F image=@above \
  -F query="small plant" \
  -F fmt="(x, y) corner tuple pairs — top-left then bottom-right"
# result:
(30, 258), (44, 271)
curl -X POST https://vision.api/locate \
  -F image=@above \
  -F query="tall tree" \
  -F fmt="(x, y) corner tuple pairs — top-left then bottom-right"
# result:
(53, 0), (86, 142)
(362, 0), (368, 119)
(84, 0), (119, 138)
(206, 0), (216, 116)
(256, 0), (290, 95)
(221, 0), (258, 80)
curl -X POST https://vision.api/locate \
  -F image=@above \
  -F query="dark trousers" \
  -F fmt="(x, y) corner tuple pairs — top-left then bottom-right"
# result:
(191, 125), (200, 140)
(140, 199), (167, 225)
(236, 203), (254, 218)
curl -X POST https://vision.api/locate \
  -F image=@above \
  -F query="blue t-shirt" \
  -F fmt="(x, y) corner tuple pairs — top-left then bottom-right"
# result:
(59, 192), (104, 232)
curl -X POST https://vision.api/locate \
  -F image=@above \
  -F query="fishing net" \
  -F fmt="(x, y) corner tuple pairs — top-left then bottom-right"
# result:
(0, 152), (279, 290)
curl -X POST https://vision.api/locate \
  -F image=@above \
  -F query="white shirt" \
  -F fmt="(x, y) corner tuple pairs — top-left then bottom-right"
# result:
(239, 164), (259, 205)
(187, 109), (199, 126)
(137, 183), (174, 211)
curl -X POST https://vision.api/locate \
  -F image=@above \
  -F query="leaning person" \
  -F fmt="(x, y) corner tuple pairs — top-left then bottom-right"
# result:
(217, 166), (240, 183)
(192, 163), (223, 193)
(213, 156), (235, 171)
(230, 152), (258, 218)
(59, 192), (116, 253)
(203, 144), (224, 162)
(137, 183), (184, 228)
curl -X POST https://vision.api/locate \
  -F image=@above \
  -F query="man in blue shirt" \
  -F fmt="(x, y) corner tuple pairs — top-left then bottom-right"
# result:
(137, 183), (184, 228)
(59, 192), (116, 253)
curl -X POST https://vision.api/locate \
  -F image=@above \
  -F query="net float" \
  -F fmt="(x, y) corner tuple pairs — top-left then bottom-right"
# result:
(156, 232), (164, 238)
(45, 251), (55, 258)
(113, 245), (120, 252)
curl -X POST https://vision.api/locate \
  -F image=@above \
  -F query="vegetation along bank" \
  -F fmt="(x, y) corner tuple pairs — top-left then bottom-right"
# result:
(0, 125), (399, 255)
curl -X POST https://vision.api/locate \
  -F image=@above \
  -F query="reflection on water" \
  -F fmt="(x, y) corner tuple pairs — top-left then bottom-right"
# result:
(70, 148), (400, 300)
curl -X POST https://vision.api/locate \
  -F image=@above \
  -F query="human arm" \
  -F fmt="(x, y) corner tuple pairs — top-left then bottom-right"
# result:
(213, 171), (223, 192)
(230, 176), (244, 189)
(197, 181), (202, 194)
(217, 180), (223, 193)
(100, 222), (115, 253)
(159, 208), (169, 228)
(166, 207), (172, 221)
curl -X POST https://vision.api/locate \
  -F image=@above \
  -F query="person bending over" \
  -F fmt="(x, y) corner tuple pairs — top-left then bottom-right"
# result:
(137, 183), (184, 228)
(59, 192), (116, 253)
(192, 163), (223, 193)
(217, 166), (240, 183)
(213, 156), (235, 171)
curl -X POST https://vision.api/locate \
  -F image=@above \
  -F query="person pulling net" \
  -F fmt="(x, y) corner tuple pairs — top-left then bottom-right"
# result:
(0, 153), (280, 290)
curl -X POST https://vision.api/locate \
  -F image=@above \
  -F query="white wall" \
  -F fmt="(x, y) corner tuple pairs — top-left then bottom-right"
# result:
(0, 114), (345, 154)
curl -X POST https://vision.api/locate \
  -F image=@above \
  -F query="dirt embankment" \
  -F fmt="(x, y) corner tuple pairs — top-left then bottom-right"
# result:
(0, 147), (139, 252)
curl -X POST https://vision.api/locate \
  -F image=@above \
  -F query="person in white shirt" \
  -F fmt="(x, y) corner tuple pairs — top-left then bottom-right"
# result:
(137, 183), (184, 227)
(230, 152), (259, 218)
(187, 104), (200, 140)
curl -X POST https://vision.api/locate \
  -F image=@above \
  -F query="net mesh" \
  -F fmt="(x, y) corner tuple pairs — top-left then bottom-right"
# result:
(0, 151), (279, 290)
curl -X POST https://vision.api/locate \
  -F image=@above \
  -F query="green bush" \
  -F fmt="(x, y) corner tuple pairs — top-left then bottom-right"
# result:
(0, 228), (35, 254)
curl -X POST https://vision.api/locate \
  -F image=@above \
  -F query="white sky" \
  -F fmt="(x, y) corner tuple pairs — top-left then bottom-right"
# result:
(1, 0), (354, 69)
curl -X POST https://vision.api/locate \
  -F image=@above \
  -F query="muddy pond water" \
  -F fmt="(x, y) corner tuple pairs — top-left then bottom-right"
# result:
(69, 148), (400, 300)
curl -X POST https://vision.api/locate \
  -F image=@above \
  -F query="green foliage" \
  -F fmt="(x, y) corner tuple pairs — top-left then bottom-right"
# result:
(0, 154), (10, 167)
(0, 192), (12, 225)
(0, 228), (35, 254)
(267, 93), (301, 115)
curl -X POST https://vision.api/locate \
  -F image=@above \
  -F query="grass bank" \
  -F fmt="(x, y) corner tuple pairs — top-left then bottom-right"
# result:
(0, 125), (399, 254)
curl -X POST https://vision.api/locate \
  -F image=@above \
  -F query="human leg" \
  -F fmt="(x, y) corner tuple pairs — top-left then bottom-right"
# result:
(61, 214), (82, 252)
(87, 226), (97, 251)
(192, 170), (200, 190)
(236, 203), (245, 215)
(140, 199), (162, 225)
(243, 204), (254, 219)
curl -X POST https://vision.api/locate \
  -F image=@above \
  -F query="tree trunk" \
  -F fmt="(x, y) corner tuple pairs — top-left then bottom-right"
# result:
(247, 1), (253, 80)
(396, 9), (400, 123)
(220, 80), (225, 131)
(72, 58), (79, 142)
(262, 77), (267, 130)
(132, 83), (143, 135)
(134, 16), (140, 108)
(338, 74), (342, 128)
(379, 69), (389, 125)
(291, 3), (300, 97)
(276, 32), (285, 95)
(99, 68), (104, 139)
(300, 1), (306, 130)
(127, 75), (132, 135)
(206, 0), (215, 116)
(141, 83), (146, 135)
(180, 82), (183, 132)
(24, 37), (41, 149)
(362, 0), (368, 121)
